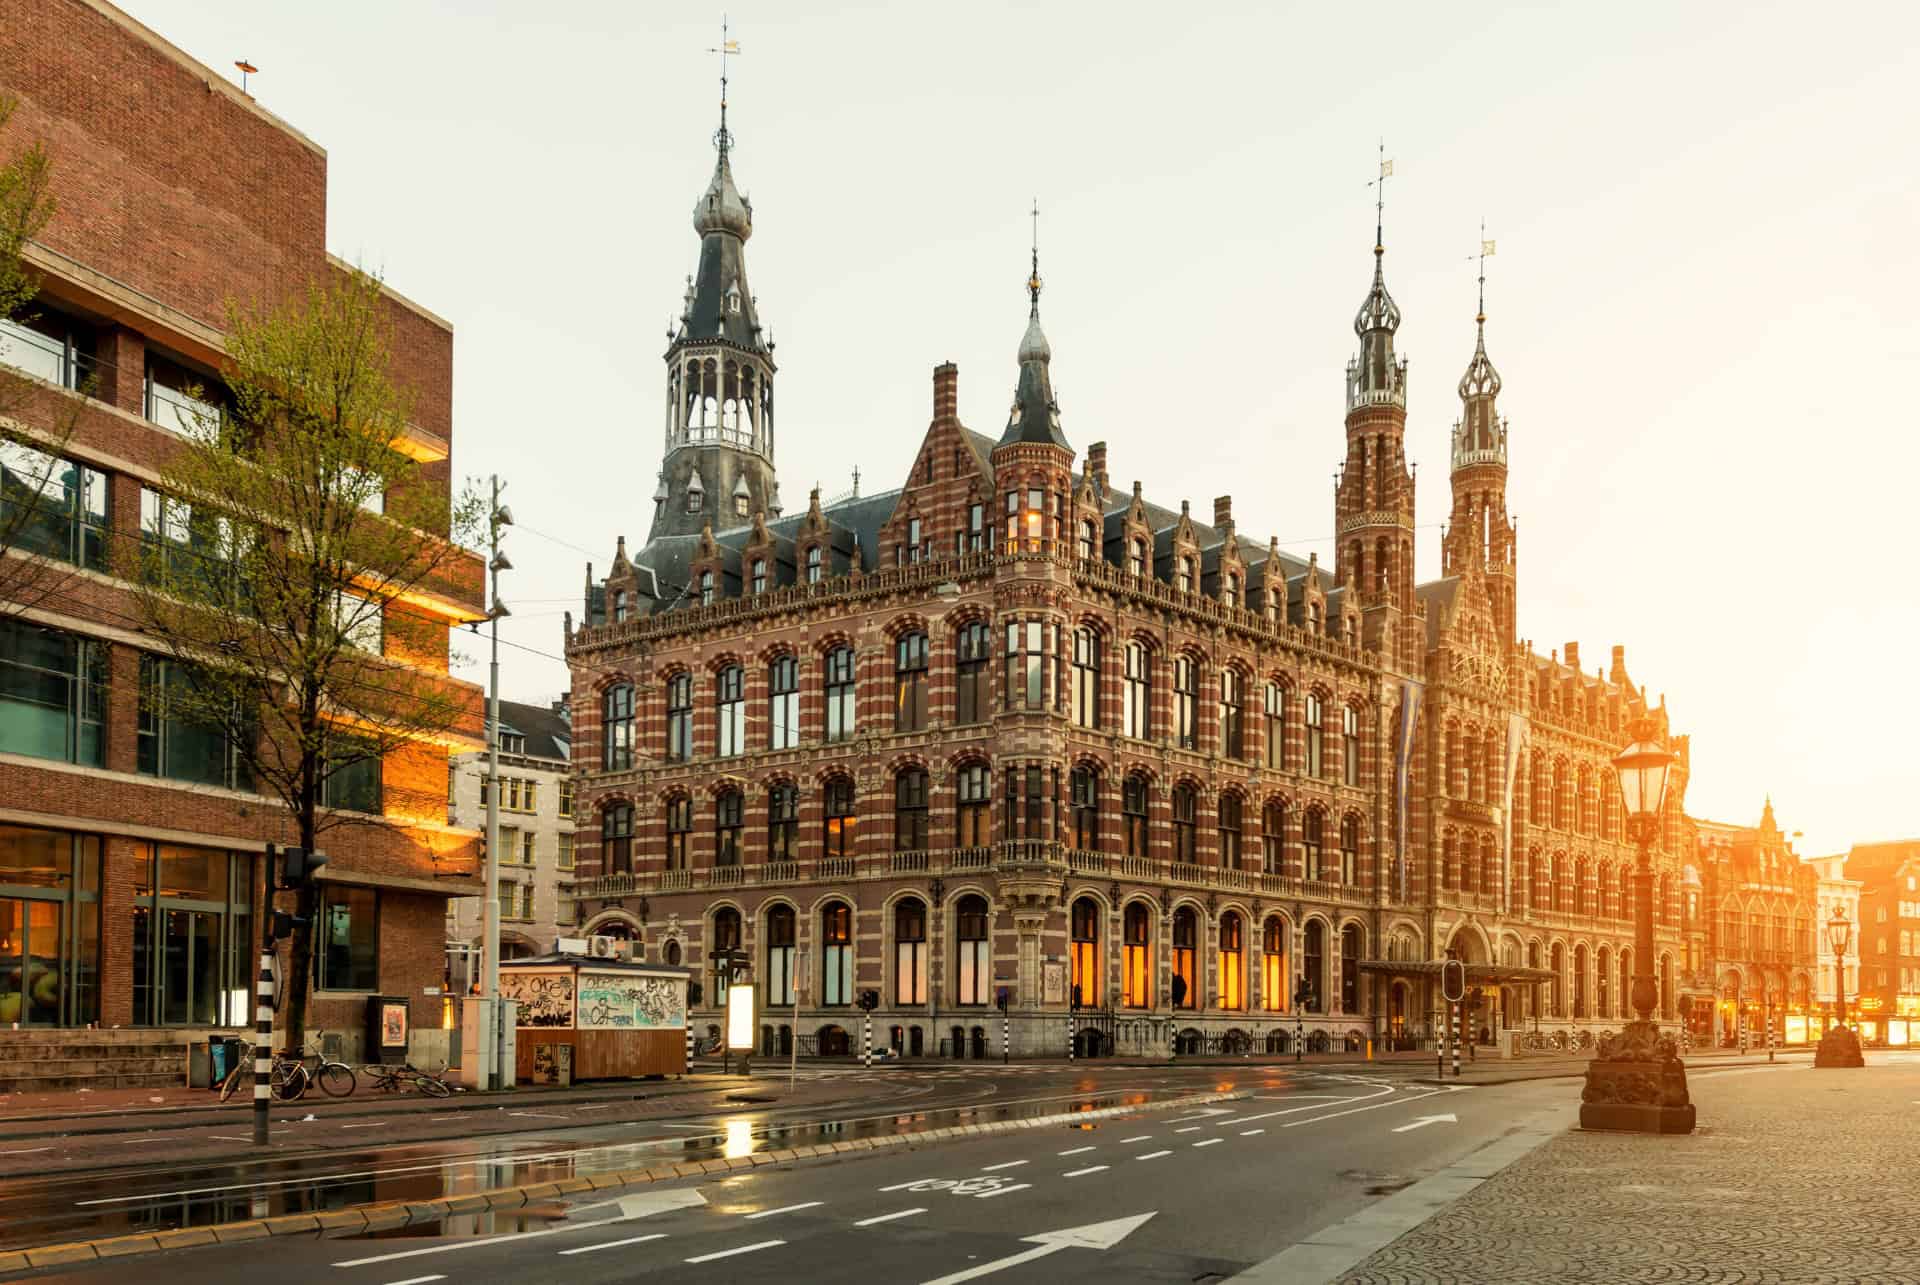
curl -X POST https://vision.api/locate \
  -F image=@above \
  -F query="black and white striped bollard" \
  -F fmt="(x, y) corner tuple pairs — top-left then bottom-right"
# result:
(252, 934), (275, 1145)
(1067, 1011), (1075, 1062)
(863, 1014), (871, 1070)
(1450, 1002), (1461, 1078)
(685, 1021), (695, 1075)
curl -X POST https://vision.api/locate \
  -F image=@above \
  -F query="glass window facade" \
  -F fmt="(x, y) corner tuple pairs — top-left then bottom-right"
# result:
(0, 825), (102, 1027)
(315, 884), (378, 992)
(130, 842), (252, 1026)
(0, 619), (105, 767)
(0, 443), (107, 569)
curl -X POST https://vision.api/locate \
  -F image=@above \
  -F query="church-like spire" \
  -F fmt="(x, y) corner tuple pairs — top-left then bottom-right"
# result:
(1001, 202), (1070, 449)
(1348, 147), (1406, 411)
(1454, 228), (1505, 466)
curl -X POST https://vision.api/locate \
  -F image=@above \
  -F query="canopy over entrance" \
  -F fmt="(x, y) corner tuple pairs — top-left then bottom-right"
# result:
(1356, 960), (1557, 985)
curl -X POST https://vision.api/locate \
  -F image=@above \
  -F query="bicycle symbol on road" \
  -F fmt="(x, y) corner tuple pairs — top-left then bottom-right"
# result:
(896, 1176), (1018, 1197)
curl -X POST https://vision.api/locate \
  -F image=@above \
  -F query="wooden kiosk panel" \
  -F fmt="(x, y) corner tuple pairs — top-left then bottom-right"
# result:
(499, 956), (690, 1083)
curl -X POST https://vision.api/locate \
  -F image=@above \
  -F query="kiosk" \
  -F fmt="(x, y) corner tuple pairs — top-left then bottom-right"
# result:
(497, 955), (690, 1082)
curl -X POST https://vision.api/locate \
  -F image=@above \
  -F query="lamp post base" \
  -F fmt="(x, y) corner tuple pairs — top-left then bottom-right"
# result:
(1579, 1020), (1695, 1135)
(1814, 1025), (1865, 1068)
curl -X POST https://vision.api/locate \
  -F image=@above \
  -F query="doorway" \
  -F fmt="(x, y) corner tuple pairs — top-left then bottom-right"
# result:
(0, 898), (62, 1026)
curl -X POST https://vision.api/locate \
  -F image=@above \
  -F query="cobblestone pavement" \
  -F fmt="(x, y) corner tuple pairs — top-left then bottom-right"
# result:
(1340, 1061), (1920, 1285)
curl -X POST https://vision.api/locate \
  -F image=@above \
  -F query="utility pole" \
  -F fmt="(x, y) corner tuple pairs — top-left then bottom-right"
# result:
(483, 476), (513, 1091)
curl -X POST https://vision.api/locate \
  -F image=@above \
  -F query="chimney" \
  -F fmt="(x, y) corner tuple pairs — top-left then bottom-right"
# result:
(933, 362), (958, 423)
(1088, 441), (1108, 493)
(1564, 642), (1580, 671)
(1213, 495), (1232, 528)
(1610, 645), (1626, 681)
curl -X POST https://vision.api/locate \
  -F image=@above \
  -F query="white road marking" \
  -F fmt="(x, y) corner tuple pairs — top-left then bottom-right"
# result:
(855, 1207), (927, 1226)
(1221, 1083), (1395, 1126)
(1063, 1165), (1108, 1177)
(339, 1123), (386, 1129)
(334, 1216), (626, 1266)
(559, 1234), (666, 1256)
(1057, 1146), (1095, 1156)
(573, 1104), (618, 1111)
(976, 1183), (1031, 1198)
(1191, 1138), (1223, 1148)
(1120, 1134), (1152, 1143)
(381, 1276), (446, 1285)
(745, 1201), (823, 1220)
(1391, 1113), (1458, 1133)
(915, 1211), (1157, 1285)
(980, 1160), (1028, 1171)
(1136, 1150), (1171, 1160)
(1240, 1128), (1266, 1136)
(1281, 1088), (1448, 1130)
(510, 1111), (570, 1119)
(686, 1240), (785, 1264)
(117, 1137), (162, 1144)
(880, 1178), (935, 1192)
(1173, 1126), (1201, 1133)
(209, 1135), (252, 1142)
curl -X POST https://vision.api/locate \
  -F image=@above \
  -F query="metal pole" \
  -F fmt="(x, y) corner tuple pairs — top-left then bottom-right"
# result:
(789, 949), (803, 1092)
(685, 1018), (694, 1076)
(1004, 1008), (1010, 1065)
(863, 1013), (871, 1070)
(1067, 1010), (1075, 1063)
(1451, 1002), (1461, 1077)
(252, 926), (276, 1145)
(482, 474), (504, 1093)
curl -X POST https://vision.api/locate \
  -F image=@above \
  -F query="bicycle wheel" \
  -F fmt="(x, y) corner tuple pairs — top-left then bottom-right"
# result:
(316, 1061), (357, 1097)
(415, 1073), (453, 1098)
(272, 1062), (309, 1102)
(219, 1059), (248, 1104)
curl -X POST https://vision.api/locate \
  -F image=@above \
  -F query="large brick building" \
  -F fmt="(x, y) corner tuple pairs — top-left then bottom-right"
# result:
(563, 106), (1695, 1058)
(1848, 838), (1920, 1046)
(0, 1), (483, 1074)
(1683, 803), (1820, 1047)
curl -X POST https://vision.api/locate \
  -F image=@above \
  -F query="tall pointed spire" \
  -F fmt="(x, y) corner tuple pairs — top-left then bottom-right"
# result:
(1454, 225), (1504, 461)
(1444, 224), (1517, 640)
(1002, 200), (1069, 448)
(1348, 145), (1406, 410)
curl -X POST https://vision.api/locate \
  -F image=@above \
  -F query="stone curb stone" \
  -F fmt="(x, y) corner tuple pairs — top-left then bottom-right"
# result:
(260, 1214), (319, 1235)
(210, 1222), (270, 1243)
(24, 1243), (98, 1266)
(358, 1206), (409, 1231)
(89, 1234), (162, 1258)
(151, 1228), (217, 1249)
(311, 1209), (369, 1231)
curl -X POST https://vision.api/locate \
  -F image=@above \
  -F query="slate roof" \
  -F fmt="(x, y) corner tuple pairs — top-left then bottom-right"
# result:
(490, 698), (571, 764)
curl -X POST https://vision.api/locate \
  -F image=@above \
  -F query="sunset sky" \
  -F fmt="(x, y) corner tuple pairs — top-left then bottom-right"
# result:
(126, 0), (1920, 858)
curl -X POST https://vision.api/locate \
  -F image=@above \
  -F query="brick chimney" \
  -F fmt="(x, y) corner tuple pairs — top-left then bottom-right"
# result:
(1610, 645), (1627, 682)
(933, 362), (958, 423)
(1214, 495), (1233, 528)
(1564, 641), (1580, 672)
(1088, 441), (1108, 493)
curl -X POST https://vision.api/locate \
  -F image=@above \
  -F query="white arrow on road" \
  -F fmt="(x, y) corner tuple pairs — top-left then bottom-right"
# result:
(916, 1212), (1157, 1284)
(617, 1188), (708, 1218)
(1391, 1113), (1458, 1133)
(1166, 1107), (1236, 1121)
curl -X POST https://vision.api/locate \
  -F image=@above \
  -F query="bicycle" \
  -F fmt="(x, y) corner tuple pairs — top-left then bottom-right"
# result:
(218, 1043), (307, 1103)
(300, 1040), (358, 1098)
(364, 1061), (455, 1097)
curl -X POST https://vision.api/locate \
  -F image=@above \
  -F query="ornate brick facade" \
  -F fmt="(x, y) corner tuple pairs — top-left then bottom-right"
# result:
(564, 115), (1693, 1058)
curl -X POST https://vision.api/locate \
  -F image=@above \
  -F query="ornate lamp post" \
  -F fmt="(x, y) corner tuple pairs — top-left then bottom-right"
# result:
(1579, 718), (1696, 1133)
(1815, 907), (1865, 1067)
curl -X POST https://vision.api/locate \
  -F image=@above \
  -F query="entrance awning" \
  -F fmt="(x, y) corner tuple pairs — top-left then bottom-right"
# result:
(1356, 960), (1558, 985)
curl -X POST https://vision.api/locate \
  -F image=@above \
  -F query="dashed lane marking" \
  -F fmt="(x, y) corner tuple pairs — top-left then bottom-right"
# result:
(855, 1208), (926, 1227)
(980, 1160), (1028, 1171)
(334, 1215), (627, 1266)
(1240, 1129), (1266, 1136)
(558, 1234), (666, 1256)
(685, 1240), (785, 1264)
(380, 1276), (445, 1285)
(1057, 1146), (1095, 1156)
(1120, 1135), (1153, 1143)
(1136, 1150), (1172, 1160)
(1063, 1166), (1108, 1177)
(1192, 1138), (1223, 1148)
(746, 1202), (823, 1220)
(1173, 1127), (1201, 1133)
(976, 1183), (1031, 1199)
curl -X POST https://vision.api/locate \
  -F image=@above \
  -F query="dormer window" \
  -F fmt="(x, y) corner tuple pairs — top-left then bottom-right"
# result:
(613, 590), (629, 623)
(751, 559), (766, 595)
(805, 545), (822, 584)
(699, 570), (714, 606)
(1178, 555), (1194, 593)
(734, 493), (749, 517)
(687, 489), (703, 514)
(725, 284), (742, 314)
(1128, 538), (1145, 577)
(1223, 573), (1239, 609)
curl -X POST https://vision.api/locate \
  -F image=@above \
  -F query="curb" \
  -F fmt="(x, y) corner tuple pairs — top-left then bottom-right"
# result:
(1404, 1053), (1811, 1087)
(0, 1087), (1248, 1273)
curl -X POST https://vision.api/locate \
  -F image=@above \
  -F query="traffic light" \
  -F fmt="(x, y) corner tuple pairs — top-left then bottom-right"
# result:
(995, 986), (1012, 1011)
(272, 843), (330, 890)
(856, 989), (880, 1013)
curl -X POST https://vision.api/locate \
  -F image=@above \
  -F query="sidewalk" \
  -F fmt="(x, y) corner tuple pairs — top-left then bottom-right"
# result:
(1330, 1057), (1920, 1283)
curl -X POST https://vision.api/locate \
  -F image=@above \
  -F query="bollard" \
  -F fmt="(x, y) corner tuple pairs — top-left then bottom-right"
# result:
(863, 1013), (872, 1070)
(684, 1022), (695, 1076)
(1366, 1038), (1373, 1061)
(1451, 1002), (1461, 1078)
(1067, 1012), (1075, 1063)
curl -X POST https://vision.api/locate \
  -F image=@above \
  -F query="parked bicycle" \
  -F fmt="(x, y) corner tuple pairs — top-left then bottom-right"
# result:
(364, 1061), (454, 1097)
(300, 1040), (358, 1098)
(218, 1044), (304, 1103)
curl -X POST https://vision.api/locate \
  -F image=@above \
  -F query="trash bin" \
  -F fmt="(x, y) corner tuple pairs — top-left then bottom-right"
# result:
(366, 994), (410, 1065)
(208, 1037), (228, 1086)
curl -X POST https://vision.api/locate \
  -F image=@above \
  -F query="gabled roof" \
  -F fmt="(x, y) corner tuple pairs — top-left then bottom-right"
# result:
(491, 698), (571, 763)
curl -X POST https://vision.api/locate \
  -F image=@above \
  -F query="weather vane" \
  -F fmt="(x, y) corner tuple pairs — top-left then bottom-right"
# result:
(1028, 199), (1043, 303)
(1367, 141), (1393, 253)
(1467, 220), (1496, 322)
(234, 59), (258, 94)
(708, 17), (741, 151)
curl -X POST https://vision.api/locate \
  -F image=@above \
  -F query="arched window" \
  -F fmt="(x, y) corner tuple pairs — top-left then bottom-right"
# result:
(1596, 946), (1612, 1018)
(1573, 943), (1589, 1017)
(714, 789), (743, 866)
(750, 558), (766, 595)
(1173, 656), (1200, 749)
(1070, 896), (1100, 1008)
(665, 796), (691, 869)
(716, 665), (745, 757)
(1304, 693), (1325, 777)
(1302, 809), (1325, 881)
(666, 673), (693, 762)
(665, 939), (682, 966)
(602, 684), (633, 769)
(712, 907), (742, 1003)
(1342, 705), (1360, 785)
(1218, 793), (1243, 866)
(767, 656), (799, 749)
(823, 646), (855, 742)
(1123, 774), (1150, 857)
(956, 622), (991, 725)
(1071, 627), (1100, 728)
(768, 785), (798, 861)
(1264, 683), (1286, 768)
(1172, 907), (1197, 1009)
(1340, 814), (1360, 885)
(1177, 554), (1195, 593)
(1123, 641), (1151, 738)
(1340, 923), (1362, 1013)
(895, 769), (929, 849)
(1172, 784), (1198, 863)
(1219, 912), (1244, 1010)
(1128, 537), (1146, 576)
(601, 802), (632, 874)
(956, 896), (990, 1005)
(612, 589), (629, 623)
(895, 898), (927, 1004)
(1550, 942), (1566, 1016)
(766, 904), (796, 1006)
(1303, 921), (1325, 1012)
(805, 544), (822, 584)
(1004, 619), (1055, 711)
(699, 569), (713, 604)
(1070, 765), (1099, 850)
(821, 901), (852, 1005)
(1077, 518), (1096, 562)
(957, 762), (991, 847)
(823, 777), (856, 857)
(1122, 903), (1151, 1008)
(1262, 799), (1288, 874)
(1219, 668), (1245, 759)
(895, 632), (929, 731)
(1262, 917), (1288, 1012)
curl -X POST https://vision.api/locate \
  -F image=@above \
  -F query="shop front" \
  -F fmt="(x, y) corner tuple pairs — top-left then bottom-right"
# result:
(0, 824), (101, 1027)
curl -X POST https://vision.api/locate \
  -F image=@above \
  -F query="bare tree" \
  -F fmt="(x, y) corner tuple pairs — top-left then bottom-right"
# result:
(126, 266), (482, 1046)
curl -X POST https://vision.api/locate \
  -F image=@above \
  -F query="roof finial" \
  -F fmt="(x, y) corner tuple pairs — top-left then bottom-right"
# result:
(708, 15), (741, 154)
(1368, 141), (1393, 258)
(1027, 198), (1043, 315)
(1474, 220), (1495, 331)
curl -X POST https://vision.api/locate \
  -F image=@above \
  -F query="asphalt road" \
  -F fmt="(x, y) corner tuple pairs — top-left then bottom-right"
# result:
(9, 1067), (1575, 1283)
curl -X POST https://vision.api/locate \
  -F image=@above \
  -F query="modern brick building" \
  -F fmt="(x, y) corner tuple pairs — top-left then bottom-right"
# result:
(0, 0), (483, 1079)
(563, 103), (1696, 1059)
(1683, 803), (1820, 1047)
(1847, 838), (1920, 1046)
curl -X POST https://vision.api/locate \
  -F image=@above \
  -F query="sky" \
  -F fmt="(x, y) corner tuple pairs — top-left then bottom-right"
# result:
(123, 0), (1920, 858)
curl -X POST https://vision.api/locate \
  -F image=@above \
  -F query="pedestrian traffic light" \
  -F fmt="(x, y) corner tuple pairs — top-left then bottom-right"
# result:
(857, 989), (880, 1013)
(995, 986), (1012, 1011)
(272, 843), (330, 890)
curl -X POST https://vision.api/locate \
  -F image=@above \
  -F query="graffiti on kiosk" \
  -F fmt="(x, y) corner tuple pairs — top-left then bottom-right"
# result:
(501, 970), (575, 1028)
(578, 973), (685, 1030)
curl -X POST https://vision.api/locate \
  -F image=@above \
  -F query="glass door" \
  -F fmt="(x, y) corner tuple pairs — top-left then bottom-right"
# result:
(0, 897), (64, 1026)
(160, 908), (219, 1027)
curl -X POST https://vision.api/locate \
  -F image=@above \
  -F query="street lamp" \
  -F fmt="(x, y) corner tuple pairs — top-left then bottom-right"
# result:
(1579, 718), (1695, 1133)
(1816, 906), (1864, 1067)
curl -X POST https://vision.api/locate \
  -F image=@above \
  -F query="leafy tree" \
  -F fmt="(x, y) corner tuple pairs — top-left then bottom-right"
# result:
(127, 267), (482, 1045)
